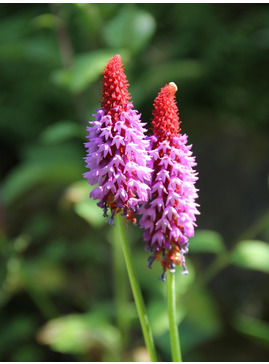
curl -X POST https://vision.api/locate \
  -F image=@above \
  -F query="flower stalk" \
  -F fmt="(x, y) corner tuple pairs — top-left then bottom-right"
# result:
(167, 271), (182, 362)
(112, 217), (129, 348)
(115, 213), (158, 362)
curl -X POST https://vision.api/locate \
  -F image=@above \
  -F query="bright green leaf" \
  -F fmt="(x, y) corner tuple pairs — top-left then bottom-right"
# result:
(103, 6), (156, 53)
(37, 313), (121, 358)
(189, 229), (226, 254)
(75, 199), (105, 228)
(231, 240), (269, 273)
(64, 181), (106, 228)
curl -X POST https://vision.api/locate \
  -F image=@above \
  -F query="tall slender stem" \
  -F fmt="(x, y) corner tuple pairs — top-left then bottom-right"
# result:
(113, 216), (129, 348)
(167, 271), (182, 362)
(115, 214), (158, 362)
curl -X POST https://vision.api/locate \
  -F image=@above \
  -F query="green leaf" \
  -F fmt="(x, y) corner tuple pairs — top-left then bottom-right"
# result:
(52, 49), (130, 93)
(232, 314), (269, 344)
(37, 312), (121, 358)
(74, 198), (105, 228)
(103, 6), (156, 53)
(231, 240), (269, 273)
(31, 13), (61, 30)
(40, 120), (84, 144)
(189, 229), (226, 254)
(1, 143), (84, 205)
(64, 181), (106, 228)
(180, 287), (222, 352)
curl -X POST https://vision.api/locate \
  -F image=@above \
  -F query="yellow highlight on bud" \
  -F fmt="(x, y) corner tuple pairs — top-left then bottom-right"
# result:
(168, 82), (178, 94)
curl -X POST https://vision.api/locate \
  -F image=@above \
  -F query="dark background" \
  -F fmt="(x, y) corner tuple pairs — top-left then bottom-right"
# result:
(0, 3), (269, 362)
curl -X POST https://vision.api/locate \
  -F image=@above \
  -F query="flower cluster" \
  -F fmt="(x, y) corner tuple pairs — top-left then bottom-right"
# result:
(84, 56), (199, 279)
(84, 55), (152, 224)
(139, 83), (200, 280)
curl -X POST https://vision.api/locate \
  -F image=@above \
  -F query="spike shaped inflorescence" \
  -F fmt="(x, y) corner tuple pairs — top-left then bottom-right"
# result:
(139, 82), (200, 280)
(84, 55), (152, 224)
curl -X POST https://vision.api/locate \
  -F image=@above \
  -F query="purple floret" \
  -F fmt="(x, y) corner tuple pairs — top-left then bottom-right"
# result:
(84, 105), (152, 223)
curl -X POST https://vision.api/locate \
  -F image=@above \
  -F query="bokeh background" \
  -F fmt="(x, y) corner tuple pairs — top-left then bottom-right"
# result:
(1, 3), (269, 362)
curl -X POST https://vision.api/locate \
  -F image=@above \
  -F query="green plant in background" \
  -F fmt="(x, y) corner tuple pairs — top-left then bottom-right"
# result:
(1, 3), (269, 362)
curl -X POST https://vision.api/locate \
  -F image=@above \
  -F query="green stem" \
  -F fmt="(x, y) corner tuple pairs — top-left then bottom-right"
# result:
(115, 214), (158, 362)
(167, 271), (182, 362)
(113, 216), (129, 348)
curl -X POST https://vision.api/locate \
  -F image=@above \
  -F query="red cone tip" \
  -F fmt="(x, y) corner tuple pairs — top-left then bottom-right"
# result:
(152, 82), (181, 142)
(101, 55), (131, 121)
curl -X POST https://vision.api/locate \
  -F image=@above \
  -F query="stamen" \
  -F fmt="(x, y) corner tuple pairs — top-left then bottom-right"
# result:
(159, 271), (166, 282)
(181, 262), (189, 275)
(106, 209), (116, 225)
(103, 203), (108, 217)
(170, 260), (176, 273)
(147, 255), (155, 269)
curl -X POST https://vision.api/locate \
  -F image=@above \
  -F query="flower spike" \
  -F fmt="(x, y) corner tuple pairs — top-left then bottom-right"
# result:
(139, 82), (200, 280)
(84, 55), (152, 224)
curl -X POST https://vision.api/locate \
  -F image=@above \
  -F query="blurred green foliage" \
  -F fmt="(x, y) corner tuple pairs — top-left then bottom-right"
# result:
(0, 3), (269, 362)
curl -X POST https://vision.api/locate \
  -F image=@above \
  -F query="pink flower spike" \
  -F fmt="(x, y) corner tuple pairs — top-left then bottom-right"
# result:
(84, 55), (152, 224)
(139, 82), (200, 280)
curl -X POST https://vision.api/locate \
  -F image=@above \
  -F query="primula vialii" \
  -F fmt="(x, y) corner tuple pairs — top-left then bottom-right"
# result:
(84, 55), (152, 224)
(84, 55), (199, 282)
(139, 82), (200, 281)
